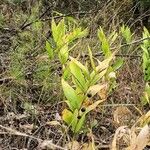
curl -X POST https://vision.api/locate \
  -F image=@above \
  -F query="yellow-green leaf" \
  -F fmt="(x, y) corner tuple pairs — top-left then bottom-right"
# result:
(45, 41), (54, 59)
(112, 58), (123, 71)
(70, 56), (89, 79)
(70, 61), (86, 91)
(61, 79), (81, 111)
(98, 27), (111, 58)
(58, 45), (68, 64)
(88, 46), (96, 71)
(90, 69), (107, 85)
(71, 109), (78, 131)
(75, 114), (86, 133)
(62, 109), (73, 125)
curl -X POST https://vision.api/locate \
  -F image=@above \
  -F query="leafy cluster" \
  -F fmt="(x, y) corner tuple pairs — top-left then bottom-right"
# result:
(141, 28), (150, 105)
(46, 18), (123, 133)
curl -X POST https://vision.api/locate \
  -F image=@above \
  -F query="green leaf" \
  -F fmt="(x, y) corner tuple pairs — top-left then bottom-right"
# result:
(45, 41), (54, 59)
(51, 18), (65, 47)
(108, 31), (118, 45)
(51, 18), (58, 43)
(61, 79), (81, 111)
(62, 109), (73, 125)
(70, 61), (86, 91)
(71, 109), (78, 131)
(88, 46), (96, 71)
(121, 25), (132, 43)
(70, 56), (90, 79)
(74, 99), (105, 133)
(63, 65), (71, 80)
(62, 109), (79, 131)
(56, 19), (65, 46)
(90, 55), (113, 82)
(90, 69), (107, 85)
(98, 27), (111, 58)
(58, 45), (68, 64)
(64, 27), (88, 44)
(75, 114), (86, 133)
(112, 58), (124, 71)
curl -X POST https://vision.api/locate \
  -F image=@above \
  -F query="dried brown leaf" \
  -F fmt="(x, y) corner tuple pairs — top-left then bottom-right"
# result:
(129, 125), (150, 150)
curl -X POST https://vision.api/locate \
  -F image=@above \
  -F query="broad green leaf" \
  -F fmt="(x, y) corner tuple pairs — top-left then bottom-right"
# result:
(61, 79), (81, 111)
(70, 61), (86, 91)
(62, 109), (73, 125)
(58, 45), (68, 64)
(112, 58), (124, 71)
(142, 54), (147, 71)
(143, 27), (150, 47)
(70, 56), (89, 79)
(63, 65), (71, 80)
(74, 114), (86, 133)
(45, 41), (54, 59)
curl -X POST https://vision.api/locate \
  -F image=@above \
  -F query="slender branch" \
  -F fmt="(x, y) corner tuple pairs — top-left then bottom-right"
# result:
(111, 37), (150, 50)
(82, 37), (150, 58)
(20, 11), (97, 30)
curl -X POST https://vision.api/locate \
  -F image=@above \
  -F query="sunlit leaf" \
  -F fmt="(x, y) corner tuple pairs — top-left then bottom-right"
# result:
(70, 61), (86, 91)
(62, 109), (73, 125)
(108, 31), (118, 45)
(61, 79), (81, 111)
(58, 45), (68, 64)
(98, 27), (111, 58)
(51, 18), (65, 47)
(51, 18), (58, 44)
(71, 109), (78, 131)
(56, 19), (65, 46)
(90, 54), (114, 79)
(75, 114), (86, 133)
(64, 27), (88, 44)
(70, 56), (90, 79)
(45, 41), (54, 59)
(121, 25), (132, 43)
(63, 65), (71, 80)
